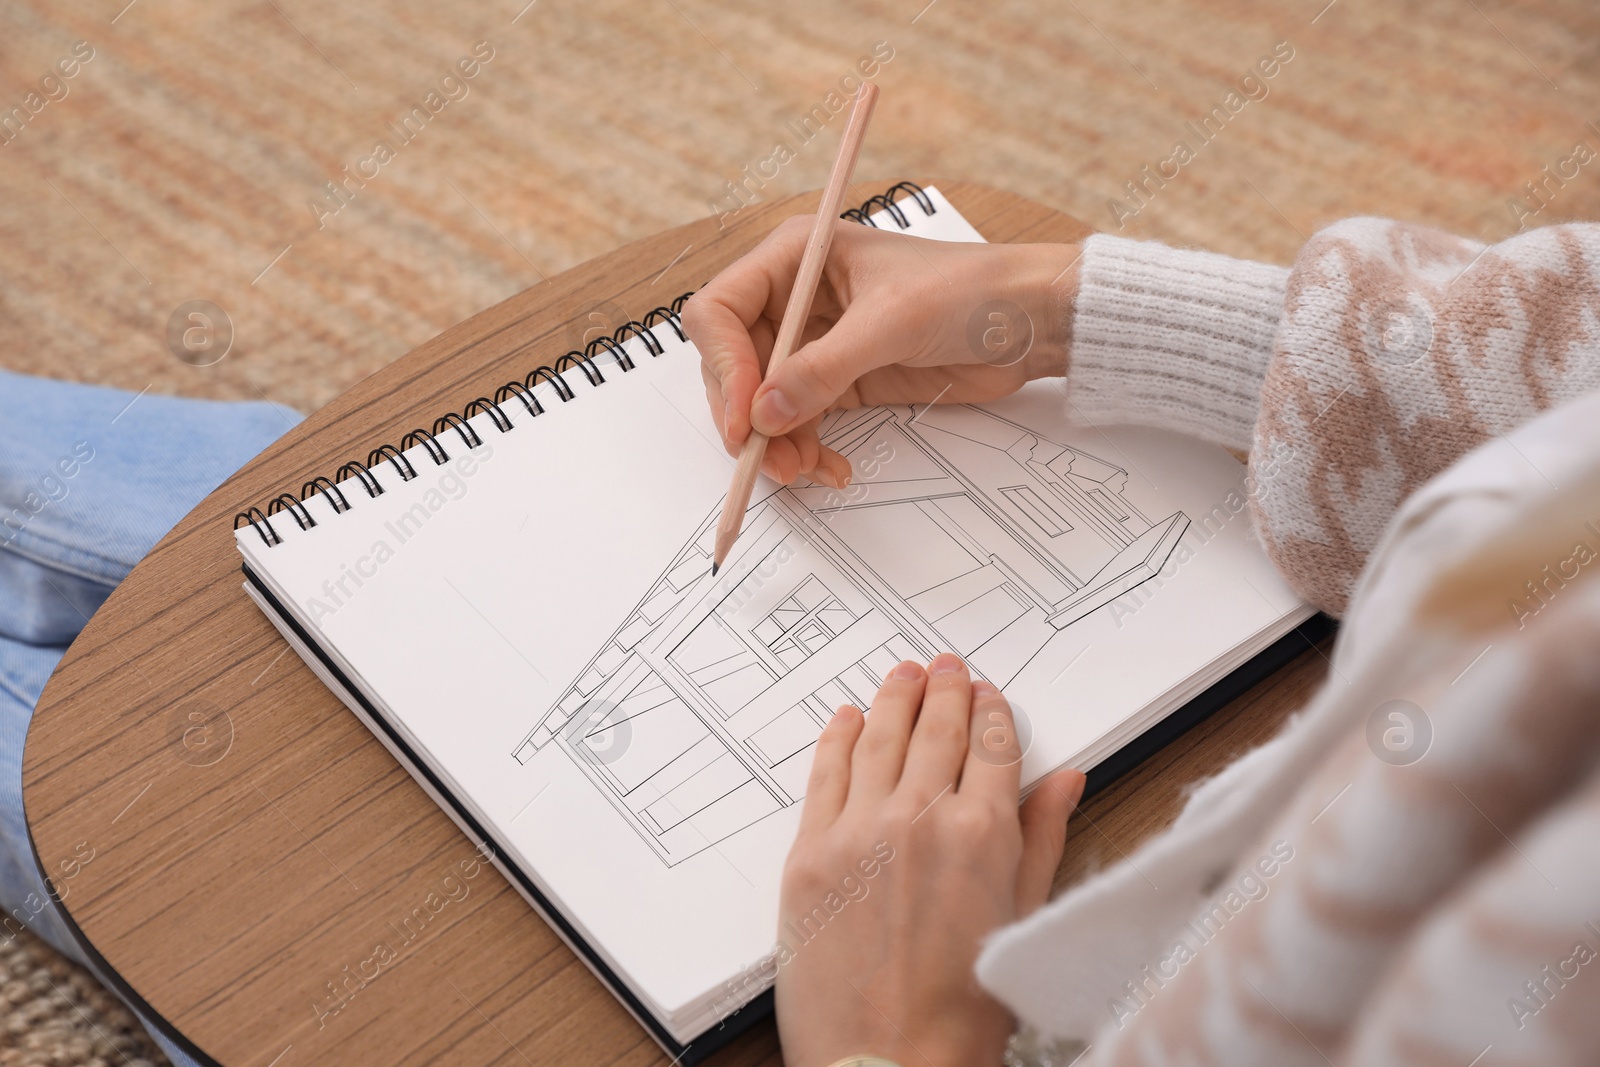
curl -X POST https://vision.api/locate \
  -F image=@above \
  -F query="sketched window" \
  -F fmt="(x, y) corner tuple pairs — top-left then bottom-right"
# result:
(757, 576), (856, 666)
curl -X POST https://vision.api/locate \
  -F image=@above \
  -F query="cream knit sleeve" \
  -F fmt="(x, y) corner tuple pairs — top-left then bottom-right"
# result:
(1064, 220), (1600, 615)
(1066, 234), (1288, 453)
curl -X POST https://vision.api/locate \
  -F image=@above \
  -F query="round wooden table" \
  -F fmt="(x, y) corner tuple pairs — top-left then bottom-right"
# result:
(22, 181), (1330, 1066)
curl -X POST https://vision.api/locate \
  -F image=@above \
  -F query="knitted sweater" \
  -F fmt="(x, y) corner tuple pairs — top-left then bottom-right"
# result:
(973, 220), (1600, 1067)
(1066, 219), (1600, 614)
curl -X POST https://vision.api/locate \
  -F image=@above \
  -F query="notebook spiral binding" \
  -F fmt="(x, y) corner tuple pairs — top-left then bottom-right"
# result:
(235, 181), (937, 548)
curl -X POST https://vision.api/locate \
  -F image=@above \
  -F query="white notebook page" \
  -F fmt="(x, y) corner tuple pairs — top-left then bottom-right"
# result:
(237, 188), (1308, 1030)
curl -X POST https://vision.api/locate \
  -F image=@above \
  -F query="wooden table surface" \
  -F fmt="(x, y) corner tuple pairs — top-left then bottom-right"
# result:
(22, 180), (1331, 1067)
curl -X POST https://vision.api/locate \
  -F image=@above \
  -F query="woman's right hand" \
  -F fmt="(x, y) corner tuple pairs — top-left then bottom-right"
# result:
(681, 216), (1080, 487)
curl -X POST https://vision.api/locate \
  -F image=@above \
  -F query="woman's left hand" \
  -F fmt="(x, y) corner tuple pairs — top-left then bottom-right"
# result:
(773, 654), (1086, 1067)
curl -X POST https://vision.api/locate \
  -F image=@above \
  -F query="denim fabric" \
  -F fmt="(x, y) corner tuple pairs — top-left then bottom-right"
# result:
(0, 369), (299, 1064)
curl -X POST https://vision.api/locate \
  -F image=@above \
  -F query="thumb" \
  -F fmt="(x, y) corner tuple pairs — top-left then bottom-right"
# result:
(750, 306), (898, 437)
(1015, 768), (1085, 916)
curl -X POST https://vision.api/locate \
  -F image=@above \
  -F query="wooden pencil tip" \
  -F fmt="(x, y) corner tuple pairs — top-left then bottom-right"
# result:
(710, 562), (719, 577)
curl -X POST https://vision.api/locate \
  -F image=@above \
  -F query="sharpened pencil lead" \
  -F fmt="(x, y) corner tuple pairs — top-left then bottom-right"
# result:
(710, 562), (719, 577)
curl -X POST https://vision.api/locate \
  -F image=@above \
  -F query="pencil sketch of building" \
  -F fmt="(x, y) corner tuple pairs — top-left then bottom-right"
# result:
(514, 404), (1189, 864)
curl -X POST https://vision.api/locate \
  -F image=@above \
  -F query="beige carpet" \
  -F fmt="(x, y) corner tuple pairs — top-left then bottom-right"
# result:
(3, 0), (1598, 414)
(0, 929), (165, 1065)
(2, 0), (1599, 1061)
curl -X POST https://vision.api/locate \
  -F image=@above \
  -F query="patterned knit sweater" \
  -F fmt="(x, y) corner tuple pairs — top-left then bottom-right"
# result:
(971, 219), (1600, 1067)
(1065, 219), (1600, 614)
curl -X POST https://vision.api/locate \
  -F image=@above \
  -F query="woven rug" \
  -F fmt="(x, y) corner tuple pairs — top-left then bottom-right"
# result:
(1, 0), (1596, 412)
(2, 0), (1598, 1062)
(0, 929), (167, 1066)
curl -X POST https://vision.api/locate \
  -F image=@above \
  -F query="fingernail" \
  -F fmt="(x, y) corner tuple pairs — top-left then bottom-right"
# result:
(724, 400), (734, 431)
(752, 388), (798, 434)
(972, 679), (998, 698)
(890, 660), (924, 681)
(930, 653), (966, 675)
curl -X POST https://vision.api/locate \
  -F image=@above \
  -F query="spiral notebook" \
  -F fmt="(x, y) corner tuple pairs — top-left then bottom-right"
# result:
(234, 184), (1316, 1060)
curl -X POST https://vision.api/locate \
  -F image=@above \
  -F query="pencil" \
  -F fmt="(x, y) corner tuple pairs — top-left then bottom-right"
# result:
(711, 81), (880, 576)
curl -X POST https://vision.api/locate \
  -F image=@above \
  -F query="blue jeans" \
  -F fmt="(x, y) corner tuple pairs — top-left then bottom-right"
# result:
(1, 369), (299, 1066)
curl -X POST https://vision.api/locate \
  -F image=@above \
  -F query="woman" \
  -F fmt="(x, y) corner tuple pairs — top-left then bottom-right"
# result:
(682, 214), (1600, 1066)
(4, 212), (1596, 1066)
